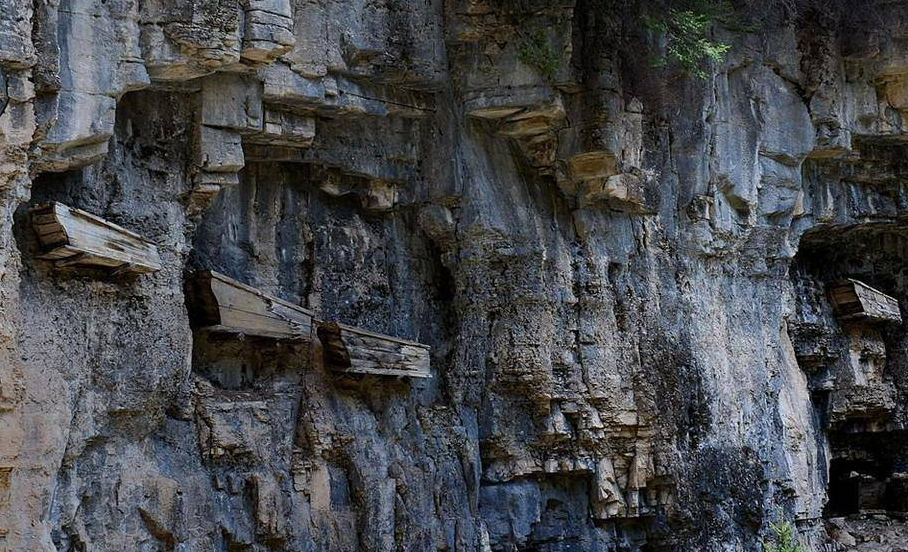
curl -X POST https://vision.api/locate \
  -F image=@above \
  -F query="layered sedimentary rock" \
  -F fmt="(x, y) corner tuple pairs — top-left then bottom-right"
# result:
(4, 0), (908, 551)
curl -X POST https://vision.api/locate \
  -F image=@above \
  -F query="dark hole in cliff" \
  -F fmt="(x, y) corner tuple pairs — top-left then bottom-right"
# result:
(825, 432), (908, 516)
(789, 224), (908, 517)
(29, 168), (84, 202)
(424, 238), (455, 302)
(190, 330), (308, 390)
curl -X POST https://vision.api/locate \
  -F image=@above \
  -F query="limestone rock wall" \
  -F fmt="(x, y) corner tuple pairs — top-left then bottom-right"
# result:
(3, 0), (908, 551)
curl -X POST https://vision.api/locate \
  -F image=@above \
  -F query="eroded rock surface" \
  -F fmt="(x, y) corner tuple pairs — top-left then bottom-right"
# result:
(4, 0), (908, 551)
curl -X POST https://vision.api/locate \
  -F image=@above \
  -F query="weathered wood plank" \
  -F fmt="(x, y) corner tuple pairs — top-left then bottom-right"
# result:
(29, 202), (162, 274)
(187, 270), (315, 340)
(829, 279), (901, 324)
(316, 321), (430, 378)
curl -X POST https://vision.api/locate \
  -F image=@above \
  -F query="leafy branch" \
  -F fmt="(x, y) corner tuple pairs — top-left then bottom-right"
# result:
(642, 0), (740, 79)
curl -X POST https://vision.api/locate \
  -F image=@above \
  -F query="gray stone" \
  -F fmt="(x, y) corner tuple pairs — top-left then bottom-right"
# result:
(7, 2), (908, 552)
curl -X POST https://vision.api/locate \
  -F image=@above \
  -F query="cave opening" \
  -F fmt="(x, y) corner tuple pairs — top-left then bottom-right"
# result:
(789, 224), (908, 518)
(824, 432), (908, 516)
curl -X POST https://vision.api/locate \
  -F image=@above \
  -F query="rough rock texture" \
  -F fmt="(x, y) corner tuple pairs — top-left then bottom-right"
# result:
(5, 0), (908, 550)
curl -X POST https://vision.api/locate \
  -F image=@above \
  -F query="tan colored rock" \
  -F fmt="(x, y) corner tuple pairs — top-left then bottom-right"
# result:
(591, 457), (625, 519)
(250, 473), (287, 540)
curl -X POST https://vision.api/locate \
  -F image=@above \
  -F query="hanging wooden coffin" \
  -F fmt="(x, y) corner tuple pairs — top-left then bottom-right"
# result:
(316, 321), (430, 378)
(187, 270), (315, 340)
(30, 202), (162, 274)
(828, 279), (901, 324)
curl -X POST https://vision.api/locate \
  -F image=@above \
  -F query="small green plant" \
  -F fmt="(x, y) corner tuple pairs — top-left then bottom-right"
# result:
(642, 0), (736, 79)
(763, 520), (805, 552)
(517, 29), (560, 83)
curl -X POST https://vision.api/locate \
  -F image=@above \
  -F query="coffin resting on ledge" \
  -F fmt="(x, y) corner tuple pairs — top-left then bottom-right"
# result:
(30, 202), (162, 274)
(316, 321), (431, 378)
(186, 270), (315, 340)
(829, 279), (902, 324)
(186, 271), (430, 376)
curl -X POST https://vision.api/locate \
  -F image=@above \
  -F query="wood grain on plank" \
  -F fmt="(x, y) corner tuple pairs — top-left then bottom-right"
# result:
(316, 320), (430, 378)
(829, 279), (901, 324)
(29, 202), (162, 274)
(186, 270), (314, 340)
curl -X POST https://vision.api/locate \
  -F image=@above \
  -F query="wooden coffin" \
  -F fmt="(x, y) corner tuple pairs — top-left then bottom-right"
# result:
(828, 279), (901, 324)
(30, 202), (162, 274)
(316, 321), (430, 378)
(187, 270), (315, 340)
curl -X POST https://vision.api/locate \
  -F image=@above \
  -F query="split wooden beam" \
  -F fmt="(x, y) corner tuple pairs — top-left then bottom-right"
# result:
(29, 202), (162, 274)
(186, 270), (315, 340)
(316, 321), (431, 378)
(829, 278), (902, 324)
(186, 270), (431, 377)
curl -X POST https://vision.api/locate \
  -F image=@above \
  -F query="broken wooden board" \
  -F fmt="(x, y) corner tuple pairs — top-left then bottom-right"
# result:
(186, 270), (315, 340)
(316, 321), (430, 378)
(829, 279), (902, 324)
(29, 202), (162, 274)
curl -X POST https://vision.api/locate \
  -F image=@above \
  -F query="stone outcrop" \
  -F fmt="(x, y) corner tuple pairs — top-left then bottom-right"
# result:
(5, 0), (908, 550)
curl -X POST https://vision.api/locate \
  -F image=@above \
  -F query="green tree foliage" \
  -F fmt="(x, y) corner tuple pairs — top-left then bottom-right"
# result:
(763, 521), (805, 552)
(642, 0), (738, 79)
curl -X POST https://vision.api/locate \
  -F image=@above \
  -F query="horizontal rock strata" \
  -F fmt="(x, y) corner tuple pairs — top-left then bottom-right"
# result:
(3, 0), (908, 551)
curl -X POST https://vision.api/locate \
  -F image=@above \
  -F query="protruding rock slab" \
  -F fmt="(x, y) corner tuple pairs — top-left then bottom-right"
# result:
(316, 321), (430, 378)
(186, 270), (315, 340)
(829, 279), (901, 324)
(241, 0), (295, 64)
(29, 202), (162, 274)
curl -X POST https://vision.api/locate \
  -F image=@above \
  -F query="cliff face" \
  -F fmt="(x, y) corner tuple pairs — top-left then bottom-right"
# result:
(2, 1), (908, 550)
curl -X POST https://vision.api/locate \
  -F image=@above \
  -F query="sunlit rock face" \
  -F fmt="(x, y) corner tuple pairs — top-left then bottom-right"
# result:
(4, 1), (908, 550)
